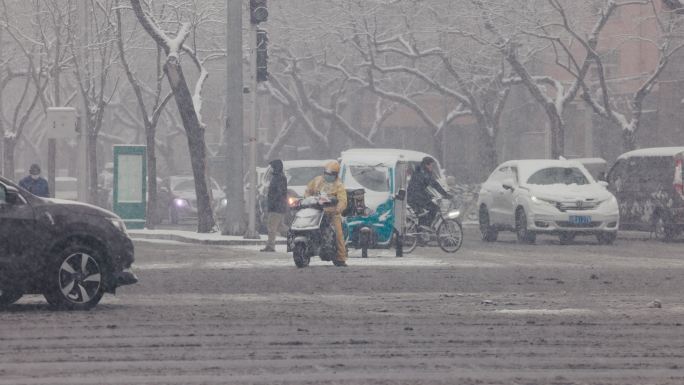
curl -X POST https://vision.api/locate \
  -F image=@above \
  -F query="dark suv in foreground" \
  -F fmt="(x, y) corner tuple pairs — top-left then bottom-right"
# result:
(0, 176), (137, 309)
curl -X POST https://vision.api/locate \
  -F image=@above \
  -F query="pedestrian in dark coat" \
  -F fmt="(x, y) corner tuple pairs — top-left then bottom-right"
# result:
(407, 157), (450, 227)
(261, 159), (288, 252)
(19, 164), (50, 198)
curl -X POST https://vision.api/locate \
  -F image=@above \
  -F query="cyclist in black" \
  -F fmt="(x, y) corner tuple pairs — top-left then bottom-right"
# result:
(407, 157), (451, 228)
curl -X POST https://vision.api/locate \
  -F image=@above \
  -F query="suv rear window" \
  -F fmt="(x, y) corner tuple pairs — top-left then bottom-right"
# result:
(627, 157), (673, 185)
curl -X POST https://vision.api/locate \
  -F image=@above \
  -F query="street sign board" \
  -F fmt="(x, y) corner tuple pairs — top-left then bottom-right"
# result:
(46, 107), (77, 139)
(113, 145), (147, 229)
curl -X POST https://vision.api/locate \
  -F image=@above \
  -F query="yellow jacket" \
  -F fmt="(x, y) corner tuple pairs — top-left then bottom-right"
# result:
(305, 175), (347, 215)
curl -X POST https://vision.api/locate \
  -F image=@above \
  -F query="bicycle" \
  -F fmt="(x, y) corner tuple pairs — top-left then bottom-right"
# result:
(402, 197), (464, 253)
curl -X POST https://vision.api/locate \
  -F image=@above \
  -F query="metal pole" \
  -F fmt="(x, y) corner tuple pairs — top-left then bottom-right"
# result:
(223, 0), (246, 235)
(0, 28), (4, 175)
(244, 21), (259, 239)
(48, 139), (56, 198)
(77, 0), (89, 202)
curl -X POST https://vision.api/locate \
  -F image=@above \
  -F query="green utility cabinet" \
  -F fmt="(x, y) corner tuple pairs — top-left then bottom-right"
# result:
(113, 145), (147, 229)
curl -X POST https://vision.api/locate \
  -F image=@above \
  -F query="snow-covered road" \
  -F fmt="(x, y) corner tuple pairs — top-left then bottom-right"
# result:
(1, 229), (683, 384)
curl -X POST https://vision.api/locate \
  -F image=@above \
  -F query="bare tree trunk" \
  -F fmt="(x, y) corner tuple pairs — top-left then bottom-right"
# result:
(622, 130), (637, 152)
(432, 134), (444, 166)
(549, 113), (564, 159)
(505, 47), (564, 159)
(3, 138), (16, 180)
(146, 126), (158, 227)
(88, 131), (98, 204)
(478, 129), (498, 179)
(164, 57), (215, 232)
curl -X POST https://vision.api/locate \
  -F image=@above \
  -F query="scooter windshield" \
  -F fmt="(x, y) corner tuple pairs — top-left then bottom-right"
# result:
(291, 208), (324, 230)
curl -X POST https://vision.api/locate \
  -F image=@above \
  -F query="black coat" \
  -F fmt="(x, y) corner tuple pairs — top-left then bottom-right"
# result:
(267, 163), (288, 213)
(19, 176), (50, 198)
(407, 166), (447, 208)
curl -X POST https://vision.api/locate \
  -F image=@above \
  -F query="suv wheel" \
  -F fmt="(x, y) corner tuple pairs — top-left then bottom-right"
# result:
(479, 206), (498, 242)
(653, 213), (677, 242)
(43, 243), (107, 310)
(516, 209), (536, 244)
(0, 288), (23, 307)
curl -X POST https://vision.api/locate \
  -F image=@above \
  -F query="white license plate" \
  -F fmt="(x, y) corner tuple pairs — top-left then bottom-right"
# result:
(569, 215), (591, 225)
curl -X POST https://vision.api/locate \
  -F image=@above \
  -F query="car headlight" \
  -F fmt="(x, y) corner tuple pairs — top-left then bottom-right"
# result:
(220, 198), (228, 207)
(173, 198), (190, 208)
(531, 196), (557, 205)
(108, 218), (127, 234)
(447, 210), (461, 219)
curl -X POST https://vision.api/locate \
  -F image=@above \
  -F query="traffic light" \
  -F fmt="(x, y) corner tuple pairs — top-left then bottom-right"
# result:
(250, 0), (268, 24)
(256, 29), (268, 82)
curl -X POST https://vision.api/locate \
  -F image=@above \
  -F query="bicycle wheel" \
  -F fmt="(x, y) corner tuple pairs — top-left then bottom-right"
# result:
(402, 218), (419, 254)
(437, 219), (463, 253)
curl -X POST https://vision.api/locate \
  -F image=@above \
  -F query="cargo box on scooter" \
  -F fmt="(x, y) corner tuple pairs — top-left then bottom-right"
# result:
(343, 188), (366, 217)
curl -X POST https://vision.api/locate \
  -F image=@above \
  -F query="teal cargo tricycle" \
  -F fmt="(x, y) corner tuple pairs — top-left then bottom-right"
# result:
(339, 149), (441, 257)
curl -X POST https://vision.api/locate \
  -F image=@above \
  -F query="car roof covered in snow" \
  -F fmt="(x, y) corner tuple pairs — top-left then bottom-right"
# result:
(570, 157), (606, 166)
(617, 147), (684, 160)
(502, 159), (585, 168)
(340, 148), (436, 166)
(500, 159), (592, 181)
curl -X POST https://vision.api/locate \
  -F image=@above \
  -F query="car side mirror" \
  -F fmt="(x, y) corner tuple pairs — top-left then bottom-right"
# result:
(598, 180), (609, 188)
(394, 188), (406, 201)
(502, 179), (515, 191)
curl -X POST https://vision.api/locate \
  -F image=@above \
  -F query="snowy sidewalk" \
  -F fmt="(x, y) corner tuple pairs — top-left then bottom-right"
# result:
(128, 229), (286, 246)
(129, 222), (478, 246)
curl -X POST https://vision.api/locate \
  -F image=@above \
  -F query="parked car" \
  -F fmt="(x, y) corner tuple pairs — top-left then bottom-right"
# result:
(159, 175), (227, 224)
(477, 159), (619, 244)
(606, 146), (684, 241)
(0, 176), (137, 309)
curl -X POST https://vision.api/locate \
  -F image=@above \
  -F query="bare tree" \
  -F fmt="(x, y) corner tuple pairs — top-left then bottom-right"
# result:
(0, 1), (51, 179)
(129, 0), (216, 232)
(581, 0), (684, 150)
(463, 0), (614, 158)
(116, 2), (173, 229)
(267, 0), (511, 176)
(67, 0), (119, 204)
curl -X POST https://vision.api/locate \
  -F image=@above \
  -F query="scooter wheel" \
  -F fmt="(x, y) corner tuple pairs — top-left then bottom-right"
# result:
(293, 244), (310, 268)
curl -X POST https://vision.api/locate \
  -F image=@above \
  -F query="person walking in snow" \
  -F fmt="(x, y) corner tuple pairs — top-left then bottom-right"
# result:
(261, 159), (288, 252)
(19, 164), (50, 198)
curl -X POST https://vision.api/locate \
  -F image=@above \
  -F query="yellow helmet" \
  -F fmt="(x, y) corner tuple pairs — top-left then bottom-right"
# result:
(325, 160), (340, 175)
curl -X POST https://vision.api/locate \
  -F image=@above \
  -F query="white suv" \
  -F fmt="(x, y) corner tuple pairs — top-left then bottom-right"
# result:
(477, 160), (619, 245)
